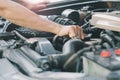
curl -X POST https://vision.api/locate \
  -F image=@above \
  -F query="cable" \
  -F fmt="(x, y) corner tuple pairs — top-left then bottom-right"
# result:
(12, 30), (27, 41)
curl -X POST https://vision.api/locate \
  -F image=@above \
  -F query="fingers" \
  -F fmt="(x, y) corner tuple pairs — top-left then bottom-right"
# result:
(69, 26), (76, 38)
(79, 27), (85, 39)
(69, 25), (85, 39)
(56, 25), (85, 39)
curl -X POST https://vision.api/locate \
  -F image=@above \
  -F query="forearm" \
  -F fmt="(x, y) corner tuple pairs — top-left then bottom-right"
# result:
(11, 0), (49, 11)
(11, 0), (24, 4)
(11, 0), (27, 7)
(0, 0), (61, 34)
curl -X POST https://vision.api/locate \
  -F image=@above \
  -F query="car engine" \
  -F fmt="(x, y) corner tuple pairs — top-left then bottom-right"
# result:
(1, 1), (120, 80)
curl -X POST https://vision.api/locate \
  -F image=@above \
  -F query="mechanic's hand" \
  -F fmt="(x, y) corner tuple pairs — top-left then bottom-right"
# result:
(57, 25), (85, 39)
(23, 0), (49, 11)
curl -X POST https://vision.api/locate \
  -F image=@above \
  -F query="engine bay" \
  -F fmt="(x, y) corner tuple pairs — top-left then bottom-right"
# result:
(1, 1), (120, 80)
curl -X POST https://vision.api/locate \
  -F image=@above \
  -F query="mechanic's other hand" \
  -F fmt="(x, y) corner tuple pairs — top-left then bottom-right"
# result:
(23, 0), (49, 11)
(57, 25), (85, 39)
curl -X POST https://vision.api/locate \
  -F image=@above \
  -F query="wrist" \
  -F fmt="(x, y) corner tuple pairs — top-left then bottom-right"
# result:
(54, 25), (63, 35)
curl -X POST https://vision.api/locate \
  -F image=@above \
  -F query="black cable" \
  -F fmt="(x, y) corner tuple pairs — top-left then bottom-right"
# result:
(100, 33), (116, 48)
(75, 57), (82, 72)
(12, 30), (27, 41)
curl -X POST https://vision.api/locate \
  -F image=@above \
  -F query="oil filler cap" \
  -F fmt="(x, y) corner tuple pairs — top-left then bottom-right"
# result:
(100, 50), (111, 58)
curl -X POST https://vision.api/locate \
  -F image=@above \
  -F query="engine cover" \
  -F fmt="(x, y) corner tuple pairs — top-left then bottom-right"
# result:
(91, 11), (120, 32)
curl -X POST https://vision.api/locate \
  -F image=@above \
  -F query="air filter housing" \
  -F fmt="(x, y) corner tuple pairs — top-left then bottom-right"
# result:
(91, 11), (120, 32)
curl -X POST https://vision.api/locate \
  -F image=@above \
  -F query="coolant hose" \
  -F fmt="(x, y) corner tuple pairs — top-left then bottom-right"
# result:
(51, 39), (86, 68)
(63, 47), (91, 70)
(105, 30), (120, 42)
(100, 33), (115, 48)
(21, 39), (86, 70)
